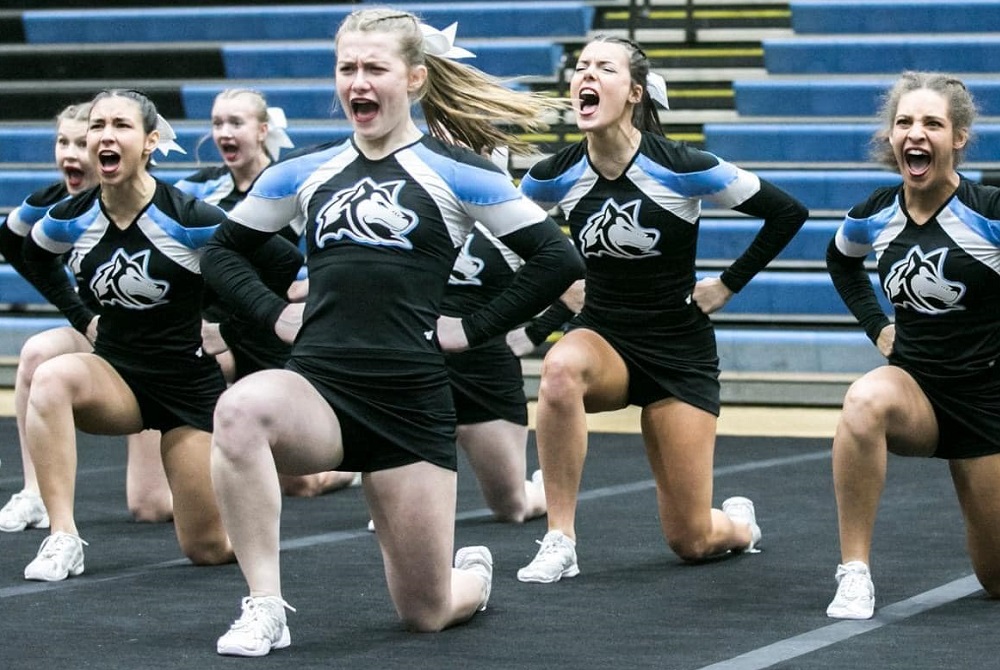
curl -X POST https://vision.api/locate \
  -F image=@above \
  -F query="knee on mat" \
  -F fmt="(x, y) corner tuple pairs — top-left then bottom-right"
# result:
(400, 613), (448, 633)
(668, 535), (715, 563)
(976, 573), (1000, 599)
(180, 537), (234, 566)
(129, 501), (173, 524)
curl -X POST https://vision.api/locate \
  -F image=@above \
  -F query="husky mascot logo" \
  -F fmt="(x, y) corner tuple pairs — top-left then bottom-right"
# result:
(315, 177), (418, 249)
(90, 248), (169, 310)
(579, 198), (660, 259)
(449, 233), (485, 286)
(884, 246), (966, 315)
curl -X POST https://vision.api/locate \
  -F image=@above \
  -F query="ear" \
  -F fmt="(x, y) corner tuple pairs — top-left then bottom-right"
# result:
(408, 64), (428, 96)
(629, 81), (644, 105)
(953, 127), (969, 151)
(144, 129), (160, 157)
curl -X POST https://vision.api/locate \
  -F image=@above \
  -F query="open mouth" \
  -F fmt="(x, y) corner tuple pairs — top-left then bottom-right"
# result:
(98, 150), (121, 175)
(218, 140), (240, 162)
(351, 99), (379, 123)
(578, 88), (600, 116)
(903, 148), (931, 177)
(62, 165), (86, 189)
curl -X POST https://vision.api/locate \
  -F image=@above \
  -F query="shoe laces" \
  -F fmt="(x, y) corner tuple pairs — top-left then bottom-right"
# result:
(835, 566), (871, 599)
(38, 532), (87, 559)
(534, 533), (570, 559)
(231, 597), (296, 633)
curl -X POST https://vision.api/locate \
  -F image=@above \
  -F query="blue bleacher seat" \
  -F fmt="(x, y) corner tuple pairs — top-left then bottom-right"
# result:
(791, 0), (1000, 35)
(699, 270), (892, 318)
(703, 170), (961, 214)
(703, 123), (1000, 163)
(21, 3), (594, 43)
(763, 35), (1000, 75)
(222, 40), (564, 79)
(733, 79), (1000, 118)
(698, 218), (838, 262)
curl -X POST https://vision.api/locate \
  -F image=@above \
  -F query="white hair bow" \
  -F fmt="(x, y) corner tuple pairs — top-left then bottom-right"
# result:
(421, 22), (476, 60)
(646, 72), (670, 110)
(155, 114), (186, 156)
(264, 106), (295, 159)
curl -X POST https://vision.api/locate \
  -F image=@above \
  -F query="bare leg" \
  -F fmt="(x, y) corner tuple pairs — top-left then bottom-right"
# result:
(832, 367), (937, 565)
(211, 370), (343, 597)
(458, 420), (543, 522)
(125, 430), (173, 522)
(534, 329), (628, 540)
(160, 426), (231, 565)
(641, 399), (751, 560)
(365, 461), (485, 631)
(949, 454), (1000, 597)
(279, 471), (358, 497)
(25, 353), (144, 536)
(12, 327), (92, 496)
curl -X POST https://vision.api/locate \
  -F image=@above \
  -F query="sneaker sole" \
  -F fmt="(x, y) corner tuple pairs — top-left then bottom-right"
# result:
(0, 517), (50, 533)
(516, 564), (580, 584)
(24, 562), (84, 582)
(826, 605), (874, 620)
(217, 627), (291, 657)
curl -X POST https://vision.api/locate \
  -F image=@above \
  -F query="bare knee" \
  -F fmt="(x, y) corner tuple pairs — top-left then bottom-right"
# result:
(128, 496), (173, 524)
(213, 385), (278, 459)
(180, 536), (234, 566)
(538, 353), (586, 407)
(668, 534), (715, 563)
(400, 610), (449, 633)
(838, 380), (894, 441)
(975, 570), (1000, 599)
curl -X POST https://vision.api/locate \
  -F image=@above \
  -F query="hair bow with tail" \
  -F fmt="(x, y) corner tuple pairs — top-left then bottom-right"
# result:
(155, 114), (187, 156)
(420, 22), (476, 59)
(264, 106), (295, 159)
(646, 72), (670, 110)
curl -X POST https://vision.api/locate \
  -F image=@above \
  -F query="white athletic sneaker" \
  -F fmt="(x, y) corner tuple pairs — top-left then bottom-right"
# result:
(826, 561), (875, 620)
(217, 596), (295, 657)
(722, 496), (762, 553)
(24, 532), (87, 581)
(0, 491), (51, 532)
(517, 530), (579, 583)
(454, 545), (493, 612)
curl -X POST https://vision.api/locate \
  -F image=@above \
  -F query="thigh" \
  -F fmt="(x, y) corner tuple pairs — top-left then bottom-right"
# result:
(845, 366), (938, 457)
(19, 327), (92, 373)
(949, 454), (1000, 594)
(33, 352), (143, 435)
(364, 461), (457, 612)
(542, 328), (629, 412)
(215, 369), (344, 474)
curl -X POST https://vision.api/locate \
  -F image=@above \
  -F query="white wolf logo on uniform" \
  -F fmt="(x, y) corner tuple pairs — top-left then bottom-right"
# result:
(315, 177), (418, 249)
(884, 246), (966, 315)
(579, 198), (660, 259)
(449, 233), (485, 286)
(90, 248), (170, 310)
